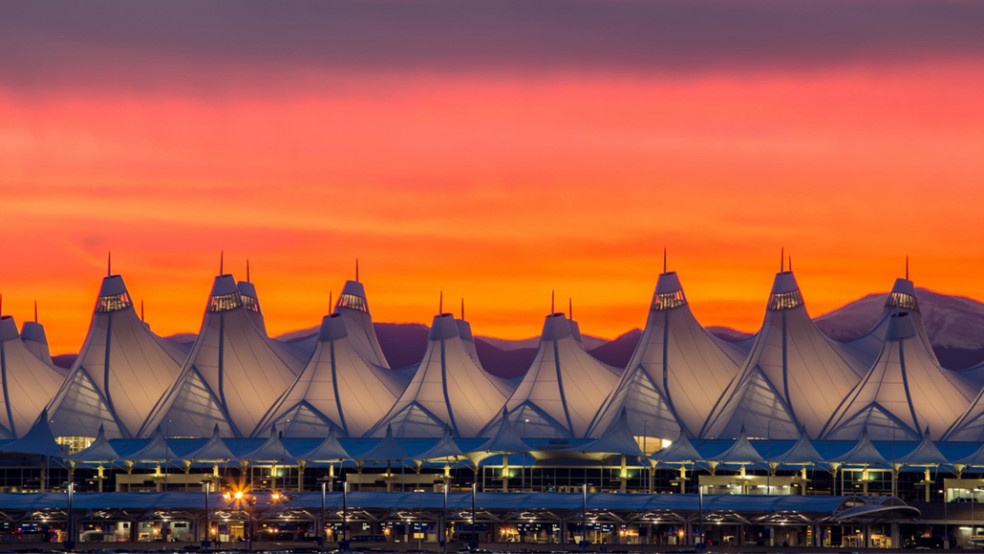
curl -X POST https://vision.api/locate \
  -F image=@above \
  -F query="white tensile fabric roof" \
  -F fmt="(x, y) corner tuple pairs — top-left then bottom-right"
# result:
(335, 280), (390, 369)
(19, 320), (55, 368)
(0, 317), (64, 439)
(46, 275), (186, 439)
(701, 271), (865, 440)
(841, 278), (932, 368)
(370, 313), (511, 438)
(237, 281), (267, 336)
(823, 312), (974, 440)
(490, 313), (620, 439)
(255, 312), (408, 438)
(141, 275), (304, 438)
(589, 271), (743, 441)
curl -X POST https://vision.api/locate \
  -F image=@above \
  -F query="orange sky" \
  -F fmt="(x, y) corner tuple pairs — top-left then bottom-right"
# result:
(2, 2), (984, 355)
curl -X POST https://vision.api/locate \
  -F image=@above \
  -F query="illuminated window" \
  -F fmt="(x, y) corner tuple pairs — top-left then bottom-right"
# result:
(56, 435), (96, 454)
(241, 294), (260, 313)
(337, 293), (368, 313)
(653, 290), (686, 310)
(95, 292), (132, 313)
(768, 290), (803, 310)
(886, 291), (918, 311)
(208, 292), (242, 312)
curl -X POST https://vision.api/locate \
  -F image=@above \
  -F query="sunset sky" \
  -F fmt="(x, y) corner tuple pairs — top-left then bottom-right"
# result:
(2, 0), (984, 355)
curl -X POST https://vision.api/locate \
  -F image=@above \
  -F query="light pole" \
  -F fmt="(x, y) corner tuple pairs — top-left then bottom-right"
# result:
(202, 481), (211, 548)
(321, 481), (327, 546)
(64, 482), (75, 550)
(341, 481), (349, 549)
(523, 419), (529, 491)
(443, 482), (449, 554)
(940, 489), (949, 549)
(581, 482), (588, 550)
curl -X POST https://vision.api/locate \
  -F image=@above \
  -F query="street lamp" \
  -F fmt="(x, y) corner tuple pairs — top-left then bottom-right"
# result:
(321, 481), (327, 546)
(64, 482), (75, 550)
(940, 489), (949, 549)
(523, 419), (530, 491)
(201, 481), (211, 548)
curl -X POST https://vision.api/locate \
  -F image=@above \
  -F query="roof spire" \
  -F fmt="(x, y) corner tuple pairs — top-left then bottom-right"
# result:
(569, 297), (573, 320)
(246, 259), (251, 283)
(34, 300), (38, 323)
(461, 298), (465, 320)
(355, 258), (359, 282)
(107, 251), (112, 276)
(329, 290), (333, 313)
(0, 292), (3, 316)
(551, 290), (555, 313)
(140, 299), (145, 322)
(663, 247), (667, 273)
(906, 255), (909, 280)
(219, 251), (224, 275)
(439, 290), (443, 314)
(780, 247), (784, 272)
(788, 255), (793, 272)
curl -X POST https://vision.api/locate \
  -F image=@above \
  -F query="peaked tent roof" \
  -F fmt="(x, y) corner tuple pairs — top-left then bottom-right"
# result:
(773, 428), (825, 465)
(334, 280), (389, 369)
(416, 427), (466, 461)
(46, 275), (186, 439)
(296, 427), (350, 461)
(899, 429), (949, 466)
(237, 281), (267, 336)
(476, 409), (530, 454)
(370, 313), (511, 438)
(701, 271), (864, 440)
(243, 428), (292, 462)
(941, 356), (984, 441)
(651, 429), (703, 464)
(589, 271), (742, 440)
(830, 429), (887, 466)
(840, 278), (933, 366)
(713, 427), (764, 463)
(0, 316), (65, 439)
(579, 409), (644, 458)
(255, 312), (407, 438)
(141, 275), (304, 438)
(20, 320), (55, 368)
(490, 313), (620, 439)
(456, 319), (483, 365)
(70, 425), (120, 462)
(0, 409), (65, 457)
(822, 312), (973, 441)
(127, 429), (178, 462)
(955, 442), (984, 467)
(184, 425), (236, 462)
(353, 425), (409, 462)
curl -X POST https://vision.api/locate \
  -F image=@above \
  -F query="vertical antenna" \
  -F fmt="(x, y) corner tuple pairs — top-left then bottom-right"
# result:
(140, 300), (145, 322)
(355, 258), (359, 282)
(34, 300), (38, 323)
(220, 251), (224, 275)
(780, 247), (784, 272)
(107, 252), (112, 276)
(329, 291), (333, 313)
(663, 248), (667, 273)
(788, 255), (793, 272)
(551, 290), (555, 313)
(569, 297), (573, 320)
(246, 259), (251, 283)
(0, 293), (3, 316)
(461, 298), (464, 320)
(906, 255), (909, 280)
(439, 290), (443, 314)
